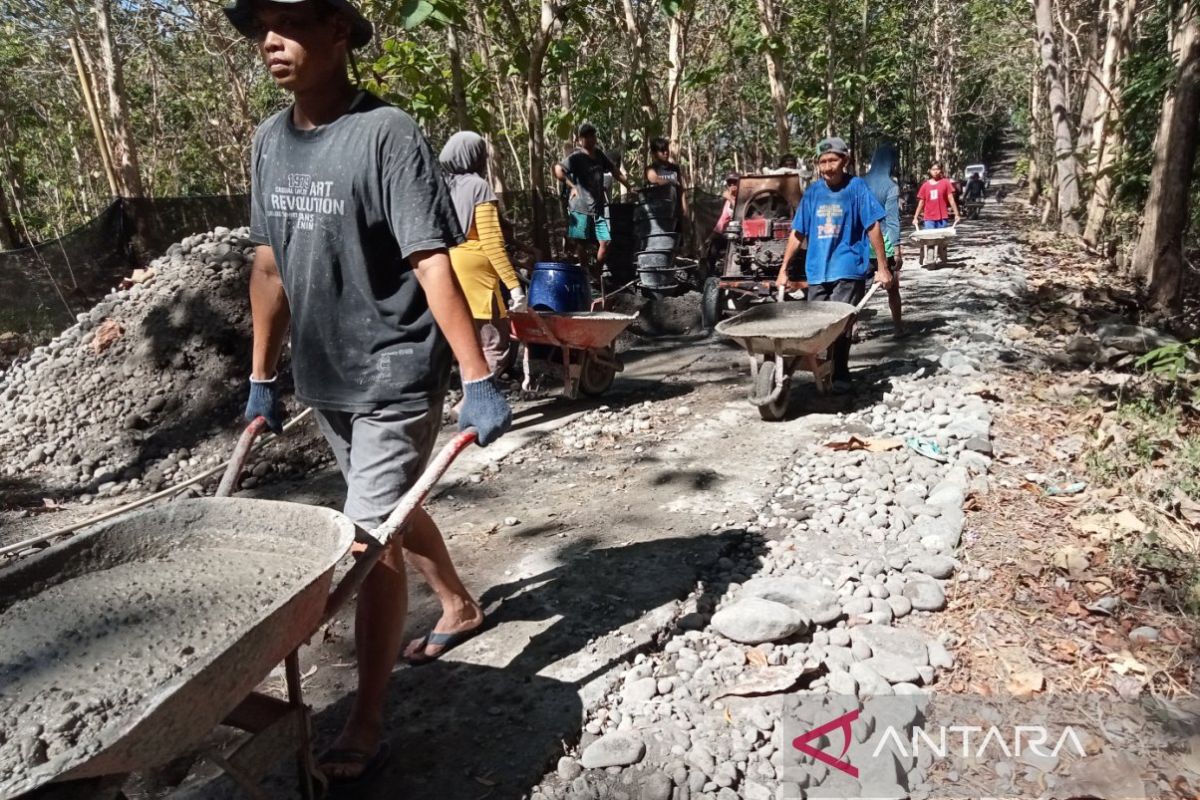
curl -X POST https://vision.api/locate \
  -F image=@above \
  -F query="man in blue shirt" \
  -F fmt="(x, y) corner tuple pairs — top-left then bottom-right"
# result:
(777, 136), (891, 391)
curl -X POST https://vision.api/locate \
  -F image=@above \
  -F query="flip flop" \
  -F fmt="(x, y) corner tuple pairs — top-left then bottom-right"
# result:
(906, 437), (949, 463)
(319, 742), (391, 794)
(404, 622), (486, 666)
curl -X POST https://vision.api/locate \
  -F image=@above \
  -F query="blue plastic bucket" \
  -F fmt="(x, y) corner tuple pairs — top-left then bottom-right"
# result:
(528, 261), (591, 312)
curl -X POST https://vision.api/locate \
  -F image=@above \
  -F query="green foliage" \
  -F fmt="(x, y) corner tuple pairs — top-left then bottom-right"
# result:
(1112, 1), (1174, 210)
(1137, 339), (1200, 381)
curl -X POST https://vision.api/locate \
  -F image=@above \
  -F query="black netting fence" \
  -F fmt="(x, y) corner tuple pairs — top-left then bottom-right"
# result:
(0, 195), (250, 342)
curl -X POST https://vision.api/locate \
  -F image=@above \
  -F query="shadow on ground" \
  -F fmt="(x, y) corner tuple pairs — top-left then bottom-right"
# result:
(301, 529), (761, 800)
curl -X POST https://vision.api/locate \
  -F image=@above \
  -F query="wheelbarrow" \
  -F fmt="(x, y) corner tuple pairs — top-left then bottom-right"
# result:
(0, 418), (476, 800)
(509, 309), (636, 399)
(909, 224), (957, 266)
(715, 284), (880, 421)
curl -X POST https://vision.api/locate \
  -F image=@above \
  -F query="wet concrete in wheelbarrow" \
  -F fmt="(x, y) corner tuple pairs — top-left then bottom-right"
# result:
(0, 500), (353, 799)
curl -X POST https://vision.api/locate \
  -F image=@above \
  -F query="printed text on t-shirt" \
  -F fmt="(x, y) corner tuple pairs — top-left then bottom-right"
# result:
(816, 203), (845, 239)
(267, 173), (347, 231)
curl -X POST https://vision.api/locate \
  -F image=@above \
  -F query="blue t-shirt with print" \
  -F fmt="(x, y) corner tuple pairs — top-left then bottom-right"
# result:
(791, 175), (885, 284)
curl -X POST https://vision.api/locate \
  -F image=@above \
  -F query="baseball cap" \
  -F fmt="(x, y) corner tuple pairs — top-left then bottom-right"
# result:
(576, 122), (598, 138)
(725, 171), (740, 184)
(816, 137), (850, 157)
(224, 0), (374, 49)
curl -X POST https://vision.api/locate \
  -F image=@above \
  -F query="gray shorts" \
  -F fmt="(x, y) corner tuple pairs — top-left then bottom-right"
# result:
(313, 399), (444, 531)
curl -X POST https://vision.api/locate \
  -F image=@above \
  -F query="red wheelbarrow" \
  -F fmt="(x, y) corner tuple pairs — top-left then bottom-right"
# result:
(0, 419), (476, 800)
(509, 309), (636, 399)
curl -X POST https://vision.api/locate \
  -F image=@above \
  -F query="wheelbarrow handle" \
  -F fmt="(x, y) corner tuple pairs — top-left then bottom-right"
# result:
(216, 416), (269, 497)
(856, 280), (883, 313)
(321, 428), (477, 625)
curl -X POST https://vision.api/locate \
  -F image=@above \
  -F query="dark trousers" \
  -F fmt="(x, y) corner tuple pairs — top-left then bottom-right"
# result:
(807, 278), (865, 380)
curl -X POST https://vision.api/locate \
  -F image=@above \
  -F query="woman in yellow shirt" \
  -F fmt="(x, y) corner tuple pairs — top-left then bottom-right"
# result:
(438, 132), (525, 378)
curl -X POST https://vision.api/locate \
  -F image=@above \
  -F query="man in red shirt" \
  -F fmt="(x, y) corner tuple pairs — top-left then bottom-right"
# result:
(913, 162), (959, 262)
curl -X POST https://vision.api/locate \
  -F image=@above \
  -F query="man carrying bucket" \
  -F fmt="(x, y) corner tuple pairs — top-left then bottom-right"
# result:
(776, 136), (891, 394)
(553, 122), (633, 283)
(225, 0), (511, 789)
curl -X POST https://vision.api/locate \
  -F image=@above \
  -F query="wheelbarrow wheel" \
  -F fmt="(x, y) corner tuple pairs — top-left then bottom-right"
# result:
(701, 277), (721, 332)
(579, 347), (617, 396)
(754, 361), (790, 421)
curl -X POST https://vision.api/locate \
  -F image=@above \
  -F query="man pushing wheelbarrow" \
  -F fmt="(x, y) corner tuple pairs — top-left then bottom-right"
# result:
(775, 136), (892, 394)
(224, 0), (511, 789)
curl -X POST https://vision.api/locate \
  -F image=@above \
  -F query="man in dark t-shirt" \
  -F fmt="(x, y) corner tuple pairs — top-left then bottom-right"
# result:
(225, 0), (510, 787)
(553, 122), (631, 280)
(644, 136), (690, 223)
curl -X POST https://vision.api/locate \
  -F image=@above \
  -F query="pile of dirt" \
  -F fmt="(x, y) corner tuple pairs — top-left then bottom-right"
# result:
(0, 227), (319, 501)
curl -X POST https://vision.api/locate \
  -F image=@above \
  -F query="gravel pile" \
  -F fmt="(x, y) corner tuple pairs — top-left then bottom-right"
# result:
(0, 227), (318, 501)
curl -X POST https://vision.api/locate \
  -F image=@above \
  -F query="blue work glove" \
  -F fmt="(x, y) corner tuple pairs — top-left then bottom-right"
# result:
(458, 376), (512, 446)
(245, 375), (284, 434)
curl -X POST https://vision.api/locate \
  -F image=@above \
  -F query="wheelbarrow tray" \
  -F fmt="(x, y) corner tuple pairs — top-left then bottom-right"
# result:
(909, 227), (958, 242)
(510, 310), (636, 350)
(715, 301), (857, 357)
(0, 497), (356, 798)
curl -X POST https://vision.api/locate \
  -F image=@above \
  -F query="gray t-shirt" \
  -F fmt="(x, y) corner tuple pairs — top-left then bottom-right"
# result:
(249, 91), (463, 412)
(560, 148), (616, 215)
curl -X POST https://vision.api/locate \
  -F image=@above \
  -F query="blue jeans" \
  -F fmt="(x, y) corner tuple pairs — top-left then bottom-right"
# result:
(923, 219), (950, 229)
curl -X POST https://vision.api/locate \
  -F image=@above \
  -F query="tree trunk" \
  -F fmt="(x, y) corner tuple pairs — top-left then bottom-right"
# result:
(620, 0), (657, 140)
(754, 0), (790, 154)
(1075, 55), (1100, 157)
(446, 25), (470, 130)
(1083, 0), (1136, 244)
(0, 180), (18, 250)
(1034, 0), (1082, 234)
(69, 35), (119, 198)
(94, 0), (143, 198)
(924, 0), (956, 167)
(1027, 66), (1044, 204)
(667, 9), (687, 145)
(824, 6), (835, 138)
(1131, 0), (1200, 314)
(523, 0), (561, 257)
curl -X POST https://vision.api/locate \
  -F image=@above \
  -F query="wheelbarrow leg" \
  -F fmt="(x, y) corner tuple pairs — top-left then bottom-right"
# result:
(561, 346), (581, 400)
(805, 352), (833, 394)
(285, 651), (320, 800)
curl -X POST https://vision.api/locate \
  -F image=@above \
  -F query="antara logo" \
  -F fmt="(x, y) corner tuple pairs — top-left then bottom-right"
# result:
(791, 710), (1088, 779)
(792, 709), (860, 778)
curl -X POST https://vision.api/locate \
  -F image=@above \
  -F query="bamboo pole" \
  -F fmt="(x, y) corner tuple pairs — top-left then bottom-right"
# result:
(69, 35), (119, 198)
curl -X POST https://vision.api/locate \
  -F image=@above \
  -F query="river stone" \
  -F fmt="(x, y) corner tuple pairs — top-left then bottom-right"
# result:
(622, 676), (658, 705)
(849, 661), (893, 696)
(902, 577), (947, 611)
(926, 480), (966, 509)
(579, 732), (646, 769)
(862, 655), (921, 684)
(640, 771), (673, 800)
(739, 576), (841, 624)
(886, 594), (912, 619)
(852, 625), (929, 666)
(712, 598), (807, 644)
(904, 554), (957, 579)
(1097, 322), (1179, 355)
(557, 756), (583, 781)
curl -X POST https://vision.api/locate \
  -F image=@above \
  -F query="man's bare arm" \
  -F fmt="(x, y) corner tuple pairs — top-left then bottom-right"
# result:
(867, 222), (892, 288)
(777, 230), (806, 288)
(249, 245), (291, 380)
(411, 249), (491, 382)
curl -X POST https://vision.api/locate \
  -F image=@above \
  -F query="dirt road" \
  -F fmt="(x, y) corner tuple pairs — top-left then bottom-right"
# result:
(2, 181), (1045, 799)
(164, 189), (1027, 800)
